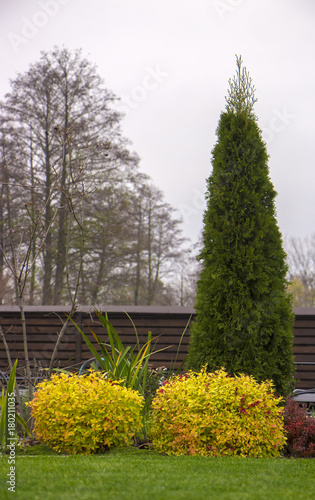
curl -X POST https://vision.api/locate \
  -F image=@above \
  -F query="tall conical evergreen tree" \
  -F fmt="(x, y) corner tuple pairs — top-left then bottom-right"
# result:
(187, 56), (295, 397)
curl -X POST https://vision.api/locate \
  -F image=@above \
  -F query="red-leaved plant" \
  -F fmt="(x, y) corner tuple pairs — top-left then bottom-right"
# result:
(283, 396), (315, 458)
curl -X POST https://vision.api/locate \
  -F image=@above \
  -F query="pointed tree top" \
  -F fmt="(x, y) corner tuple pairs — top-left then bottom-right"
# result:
(225, 55), (257, 116)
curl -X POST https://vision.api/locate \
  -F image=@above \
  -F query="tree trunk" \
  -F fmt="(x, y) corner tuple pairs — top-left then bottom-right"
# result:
(53, 100), (69, 304)
(17, 286), (33, 401)
(42, 129), (54, 304)
(29, 134), (36, 304)
(134, 206), (143, 305)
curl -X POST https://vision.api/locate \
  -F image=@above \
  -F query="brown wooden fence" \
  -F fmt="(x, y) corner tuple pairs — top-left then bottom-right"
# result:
(0, 305), (314, 389)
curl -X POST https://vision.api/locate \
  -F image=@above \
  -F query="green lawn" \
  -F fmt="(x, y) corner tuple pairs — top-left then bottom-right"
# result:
(0, 447), (314, 500)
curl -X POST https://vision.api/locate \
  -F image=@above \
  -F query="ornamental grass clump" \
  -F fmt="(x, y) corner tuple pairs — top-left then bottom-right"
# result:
(150, 368), (286, 457)
(28, 371), (143, 455)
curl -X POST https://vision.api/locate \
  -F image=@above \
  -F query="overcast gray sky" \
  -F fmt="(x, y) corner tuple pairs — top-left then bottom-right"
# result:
(0, 0), (314, 245)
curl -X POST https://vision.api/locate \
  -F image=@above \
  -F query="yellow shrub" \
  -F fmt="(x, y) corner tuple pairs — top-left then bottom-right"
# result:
(150, 368), (286, 457)
(28, 371), (143, 454)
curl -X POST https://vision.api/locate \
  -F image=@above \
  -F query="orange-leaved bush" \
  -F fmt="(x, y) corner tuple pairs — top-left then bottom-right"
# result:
(150, 368), (286, 457)
(28, 371), (143, 454)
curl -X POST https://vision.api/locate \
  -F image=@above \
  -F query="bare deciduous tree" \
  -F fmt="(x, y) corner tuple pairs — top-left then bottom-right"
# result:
(285, 235), (315, 306)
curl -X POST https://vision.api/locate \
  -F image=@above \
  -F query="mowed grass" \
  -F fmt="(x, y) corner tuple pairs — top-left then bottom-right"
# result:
(0, 447), (315, 500)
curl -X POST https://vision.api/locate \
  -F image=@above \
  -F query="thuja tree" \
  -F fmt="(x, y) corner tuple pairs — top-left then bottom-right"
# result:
(187, 56), (295, 397)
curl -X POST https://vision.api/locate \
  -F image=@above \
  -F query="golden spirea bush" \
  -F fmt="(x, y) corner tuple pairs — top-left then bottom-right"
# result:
(150, 368), (286, 457)
(28, 371), (144, 454)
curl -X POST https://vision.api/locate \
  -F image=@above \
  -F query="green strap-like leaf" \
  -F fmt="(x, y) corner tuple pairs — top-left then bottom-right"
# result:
(68, 316), (108, 372)
(0, 359), (18, 447)
(15, 413), (31, 436)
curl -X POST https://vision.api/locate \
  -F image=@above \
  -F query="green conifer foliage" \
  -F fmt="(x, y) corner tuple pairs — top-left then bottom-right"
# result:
(187, 56), (295, 397)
